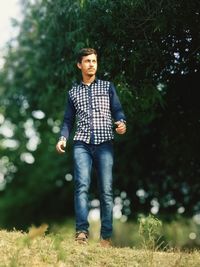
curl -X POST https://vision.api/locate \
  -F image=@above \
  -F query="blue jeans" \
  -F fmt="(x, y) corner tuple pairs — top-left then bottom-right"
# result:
(73, 141), (114, 239)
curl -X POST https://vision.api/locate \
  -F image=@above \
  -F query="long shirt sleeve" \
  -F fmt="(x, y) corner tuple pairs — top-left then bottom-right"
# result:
(60, 92), (76, 140)
(109, 83), (126, 122)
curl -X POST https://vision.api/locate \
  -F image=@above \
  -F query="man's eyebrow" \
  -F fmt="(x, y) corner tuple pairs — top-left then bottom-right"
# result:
(85, 59), (96, 62)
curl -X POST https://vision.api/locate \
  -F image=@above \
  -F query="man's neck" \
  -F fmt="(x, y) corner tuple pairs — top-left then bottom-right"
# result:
(82, 75), (96, 85)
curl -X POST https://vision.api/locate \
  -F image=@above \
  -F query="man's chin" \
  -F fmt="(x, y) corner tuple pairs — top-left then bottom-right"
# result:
(87, 72), (96, 76)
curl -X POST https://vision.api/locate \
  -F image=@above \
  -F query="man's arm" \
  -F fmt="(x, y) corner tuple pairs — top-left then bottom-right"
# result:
(56, 92), (76, 153)
(109, 83), (126, 135)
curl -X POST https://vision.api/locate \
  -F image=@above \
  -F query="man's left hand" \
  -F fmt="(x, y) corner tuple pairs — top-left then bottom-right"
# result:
(115, 121), (126, 135)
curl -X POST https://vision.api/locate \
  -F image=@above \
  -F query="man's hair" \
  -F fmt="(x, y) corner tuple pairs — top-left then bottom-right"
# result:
(77, 48), (97, 63)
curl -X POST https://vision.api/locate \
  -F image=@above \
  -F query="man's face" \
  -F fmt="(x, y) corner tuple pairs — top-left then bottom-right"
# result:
(77, 53), (97, 77)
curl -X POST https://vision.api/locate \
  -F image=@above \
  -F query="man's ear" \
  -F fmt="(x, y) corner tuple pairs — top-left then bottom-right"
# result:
(77, 62), (81, 69)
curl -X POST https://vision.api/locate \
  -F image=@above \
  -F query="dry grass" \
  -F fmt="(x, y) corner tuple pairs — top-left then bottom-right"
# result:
(0, 228), (200, 267)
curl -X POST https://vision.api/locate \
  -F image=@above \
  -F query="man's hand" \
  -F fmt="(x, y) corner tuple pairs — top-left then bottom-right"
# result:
(115, 121), (126, 135)
(56, 140), (66, 153)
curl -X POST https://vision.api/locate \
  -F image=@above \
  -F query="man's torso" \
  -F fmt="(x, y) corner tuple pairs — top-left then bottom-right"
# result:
(69, 79), (114, 144)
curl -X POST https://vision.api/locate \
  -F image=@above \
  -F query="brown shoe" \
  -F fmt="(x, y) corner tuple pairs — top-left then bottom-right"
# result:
(75, 231), (88, 245)
(100, 238), (112, 248)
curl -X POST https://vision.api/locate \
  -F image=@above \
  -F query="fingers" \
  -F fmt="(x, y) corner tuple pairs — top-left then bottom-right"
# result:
(116, 126), (126, 134)
(56, 141), (66, 153)
(115, 121), (126, 135)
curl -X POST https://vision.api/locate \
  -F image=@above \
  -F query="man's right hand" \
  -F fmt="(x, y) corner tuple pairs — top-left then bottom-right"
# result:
(56, 140), (66, 153)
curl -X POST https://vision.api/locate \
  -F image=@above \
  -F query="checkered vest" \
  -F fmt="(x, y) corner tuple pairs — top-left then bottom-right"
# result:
(69, 80), (114, 144)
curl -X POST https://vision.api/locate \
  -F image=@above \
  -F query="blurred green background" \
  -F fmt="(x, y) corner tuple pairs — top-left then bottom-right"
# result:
(0, 0), (200, 249)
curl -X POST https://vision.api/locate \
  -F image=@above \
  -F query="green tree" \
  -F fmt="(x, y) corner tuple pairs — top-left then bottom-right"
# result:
(0, 0), (200, 228)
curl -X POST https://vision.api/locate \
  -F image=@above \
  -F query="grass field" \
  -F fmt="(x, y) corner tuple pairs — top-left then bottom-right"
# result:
(0, 225), (200, 267)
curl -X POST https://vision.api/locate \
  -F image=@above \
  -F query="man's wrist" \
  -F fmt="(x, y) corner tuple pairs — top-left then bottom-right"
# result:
(59, 136), (67, 142)
(119, 119), (126, 124)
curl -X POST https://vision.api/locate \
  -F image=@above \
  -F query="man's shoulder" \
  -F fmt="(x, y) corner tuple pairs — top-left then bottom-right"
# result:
(68, 83), (80, 95)
(96, 79), (112, 87)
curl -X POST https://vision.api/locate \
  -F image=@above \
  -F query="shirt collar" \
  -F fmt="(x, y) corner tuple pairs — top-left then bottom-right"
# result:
(80, 77), (98, 86)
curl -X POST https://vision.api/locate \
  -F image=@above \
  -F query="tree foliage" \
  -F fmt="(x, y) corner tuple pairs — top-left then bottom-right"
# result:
(0, 0), (200, 228)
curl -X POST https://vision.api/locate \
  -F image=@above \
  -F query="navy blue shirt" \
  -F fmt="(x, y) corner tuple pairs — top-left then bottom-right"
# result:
(60, 79), (126, 144)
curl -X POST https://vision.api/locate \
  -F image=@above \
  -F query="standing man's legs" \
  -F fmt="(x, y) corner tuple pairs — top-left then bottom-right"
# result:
(73, 141), (92, 234)
(94, 141), (114, 239)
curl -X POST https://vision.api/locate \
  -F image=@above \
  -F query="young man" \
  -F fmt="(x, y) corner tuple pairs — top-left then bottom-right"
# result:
(56, 48), (126, 247)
